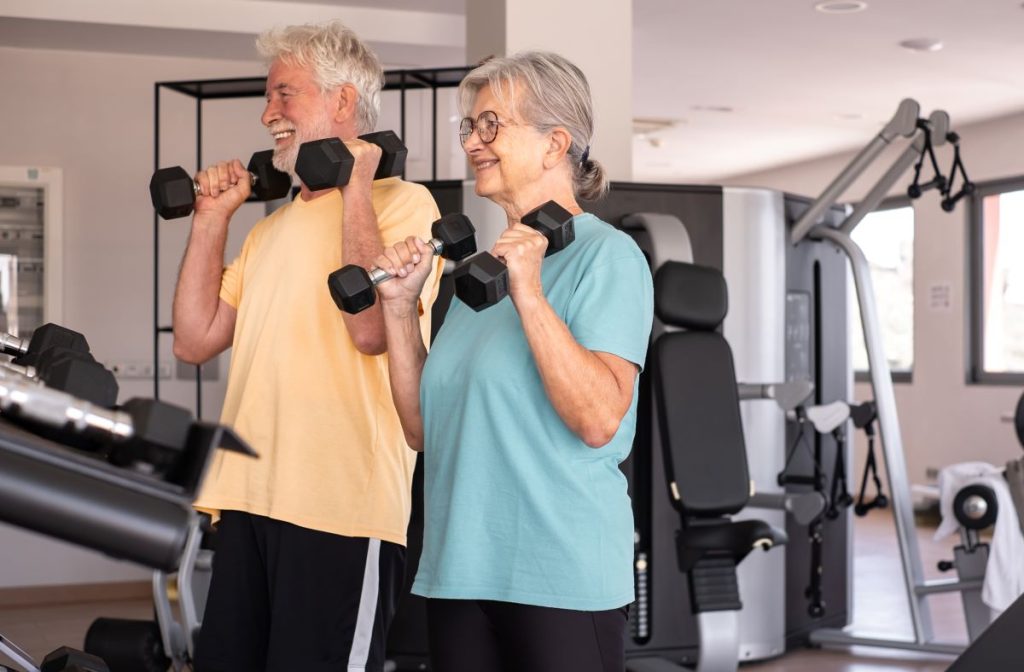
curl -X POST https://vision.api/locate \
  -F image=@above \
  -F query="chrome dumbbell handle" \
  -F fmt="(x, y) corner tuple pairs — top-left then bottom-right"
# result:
(0, 368), (132, 440)
(366, 238), (445, 286)
(0, 332), (29, 356)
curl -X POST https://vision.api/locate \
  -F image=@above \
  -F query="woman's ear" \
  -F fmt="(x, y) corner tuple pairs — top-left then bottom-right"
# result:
(543, 127), (573, 169)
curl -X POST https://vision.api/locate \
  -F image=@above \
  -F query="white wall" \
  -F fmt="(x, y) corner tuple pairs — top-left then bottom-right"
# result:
(722, 109), (1024, 488)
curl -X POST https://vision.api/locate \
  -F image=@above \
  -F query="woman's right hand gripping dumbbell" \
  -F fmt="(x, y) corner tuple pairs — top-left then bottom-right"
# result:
(372, 237), (436, 319)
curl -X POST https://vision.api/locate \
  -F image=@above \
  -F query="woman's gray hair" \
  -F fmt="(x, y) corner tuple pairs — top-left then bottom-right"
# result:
(458, 51), (609, 201)
(257, 21), (384, 134)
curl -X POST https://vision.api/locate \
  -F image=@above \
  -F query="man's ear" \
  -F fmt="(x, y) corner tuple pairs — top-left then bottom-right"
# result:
(543, 127), (573, 169)
(333, 83), (359, 124)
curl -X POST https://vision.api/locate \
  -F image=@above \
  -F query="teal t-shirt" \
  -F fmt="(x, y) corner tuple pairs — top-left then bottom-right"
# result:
(412, 213), (654, 611)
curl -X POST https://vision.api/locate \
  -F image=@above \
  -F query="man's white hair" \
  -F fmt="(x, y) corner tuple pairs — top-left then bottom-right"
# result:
(257, 20), (384, 134)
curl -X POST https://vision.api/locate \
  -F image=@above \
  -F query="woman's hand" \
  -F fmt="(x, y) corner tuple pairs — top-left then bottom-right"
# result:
(492, 223), (548, 309)
(372, 236), (435, 315)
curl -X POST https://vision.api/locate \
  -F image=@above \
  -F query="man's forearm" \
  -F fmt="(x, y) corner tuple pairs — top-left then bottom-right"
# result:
(340, 190), (388, 353)
(173, 215), (229, 357)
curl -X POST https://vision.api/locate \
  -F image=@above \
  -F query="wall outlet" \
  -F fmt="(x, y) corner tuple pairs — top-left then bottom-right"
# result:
(108, 360), (173, 380)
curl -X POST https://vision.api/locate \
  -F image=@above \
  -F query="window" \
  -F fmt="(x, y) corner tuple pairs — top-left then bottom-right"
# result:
(849, 201), (915, 381)
(970, 177), (1024, 383)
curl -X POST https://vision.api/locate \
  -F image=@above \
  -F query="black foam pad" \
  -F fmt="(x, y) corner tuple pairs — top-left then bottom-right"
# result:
(654, 261), (728, 331)
(1013, 390), (1024, 450)
(654, 331), (750, 517)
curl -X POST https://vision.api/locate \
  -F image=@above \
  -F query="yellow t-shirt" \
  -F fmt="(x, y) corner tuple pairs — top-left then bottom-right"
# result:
(194, 178), (442, 546)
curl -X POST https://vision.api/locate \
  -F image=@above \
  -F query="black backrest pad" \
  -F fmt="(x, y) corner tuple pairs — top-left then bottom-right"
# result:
(1015, 390), (1024, 449)
(654, 313), (750, 516)
(654, 261), (728, 331)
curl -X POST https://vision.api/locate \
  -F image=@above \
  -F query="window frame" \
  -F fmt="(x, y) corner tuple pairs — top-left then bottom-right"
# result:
(968, 174), (1024, 386)
(850, 195), (915, 384)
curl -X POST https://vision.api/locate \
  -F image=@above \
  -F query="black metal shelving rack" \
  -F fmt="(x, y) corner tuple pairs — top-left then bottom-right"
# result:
(152, 66), (472, 416)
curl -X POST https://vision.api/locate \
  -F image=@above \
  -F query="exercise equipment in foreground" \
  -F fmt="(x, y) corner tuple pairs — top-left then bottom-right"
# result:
(0, 323), (90, 362)
(0, 366), (254, 672)
(2, 346), (119, 408)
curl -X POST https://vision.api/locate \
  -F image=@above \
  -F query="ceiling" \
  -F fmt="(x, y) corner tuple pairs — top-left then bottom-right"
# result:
(633, 0), (1024, 181)
(2, 0), (1022, 182)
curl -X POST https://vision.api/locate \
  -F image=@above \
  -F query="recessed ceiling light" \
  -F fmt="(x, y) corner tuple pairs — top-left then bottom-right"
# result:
(633, 117), (681, 134)
(899, 38), (944, 52)
(814, 1), (868, 13)
(691, 105), (734, 113)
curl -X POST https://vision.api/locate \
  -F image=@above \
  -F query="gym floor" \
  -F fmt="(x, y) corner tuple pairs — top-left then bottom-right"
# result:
(0, 509), (969, 671)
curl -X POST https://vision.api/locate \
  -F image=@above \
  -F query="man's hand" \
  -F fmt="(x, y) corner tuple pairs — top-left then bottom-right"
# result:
(194, 160), (251, 221)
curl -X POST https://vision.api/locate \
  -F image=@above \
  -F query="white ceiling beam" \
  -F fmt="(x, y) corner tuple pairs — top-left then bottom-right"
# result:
(0, 0), (465, 48)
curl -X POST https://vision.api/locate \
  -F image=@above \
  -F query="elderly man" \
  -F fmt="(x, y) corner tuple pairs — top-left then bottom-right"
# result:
(172, 21), (442, 671)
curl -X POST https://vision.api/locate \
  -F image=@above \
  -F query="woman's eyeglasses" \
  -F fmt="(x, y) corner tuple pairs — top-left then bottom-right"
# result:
(458, 110), (510, 145)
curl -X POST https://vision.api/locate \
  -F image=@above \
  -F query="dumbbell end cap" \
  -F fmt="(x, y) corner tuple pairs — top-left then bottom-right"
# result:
(328, 266), (376, 314)
(248, 150), (293, 201)
(150, 166), (197, 219)
(432, 213), (477, 262)
(453, 253), (509, 312)
(523, 201), (575, 255)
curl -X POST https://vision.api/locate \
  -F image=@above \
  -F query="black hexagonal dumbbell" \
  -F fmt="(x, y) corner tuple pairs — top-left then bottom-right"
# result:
(32, 346), (119, 408)
(84, 617), (169, 672)
(107, 398), (194, 479)
(453, 201), (575, 312)
(40, 646), (110, 672)
(0, 323), (90, 363)
(0, 325), (118, 407)
(328, 213), (477, 314)
(149, 149), (292, 219)
(295, 130), (408, 191)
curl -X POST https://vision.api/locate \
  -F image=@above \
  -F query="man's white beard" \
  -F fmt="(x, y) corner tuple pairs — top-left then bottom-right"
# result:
(272, 111), (336, 177)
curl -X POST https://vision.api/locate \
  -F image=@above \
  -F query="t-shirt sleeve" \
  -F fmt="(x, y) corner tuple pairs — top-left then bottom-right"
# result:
(378, 183), (441, 247)
(564, 237), (654, 370)
(377, 183), (445, 342)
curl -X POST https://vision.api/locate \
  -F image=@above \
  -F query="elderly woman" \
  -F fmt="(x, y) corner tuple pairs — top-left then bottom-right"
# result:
(373, 52), (653, 671)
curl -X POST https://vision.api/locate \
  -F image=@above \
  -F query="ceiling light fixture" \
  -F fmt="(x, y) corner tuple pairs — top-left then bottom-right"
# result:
(899, 38), (944, 52)
(814, 1), (868, 13)
(691, 105), (734, 113)
(632, 117), (680, 149)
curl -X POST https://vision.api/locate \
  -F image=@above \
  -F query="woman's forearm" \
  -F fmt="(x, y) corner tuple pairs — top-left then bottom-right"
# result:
(382, 304), (428, 450)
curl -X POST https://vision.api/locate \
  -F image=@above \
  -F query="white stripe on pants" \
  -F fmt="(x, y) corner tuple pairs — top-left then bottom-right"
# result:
(348, 538), (382, 671)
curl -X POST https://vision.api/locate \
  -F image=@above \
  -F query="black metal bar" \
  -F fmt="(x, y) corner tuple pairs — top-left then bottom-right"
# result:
(399, 73), (407, 180)
(431, 87), (438, 181)
(153, 83), (161, 400)
(195, 92), (203, 420)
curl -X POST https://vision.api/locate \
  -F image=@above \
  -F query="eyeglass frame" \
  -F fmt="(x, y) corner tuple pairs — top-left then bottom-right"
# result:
(458, 110), (515, 146)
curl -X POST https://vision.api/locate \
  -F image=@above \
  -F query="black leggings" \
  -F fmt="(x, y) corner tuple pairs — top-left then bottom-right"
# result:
(426, 598), (628, 672)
